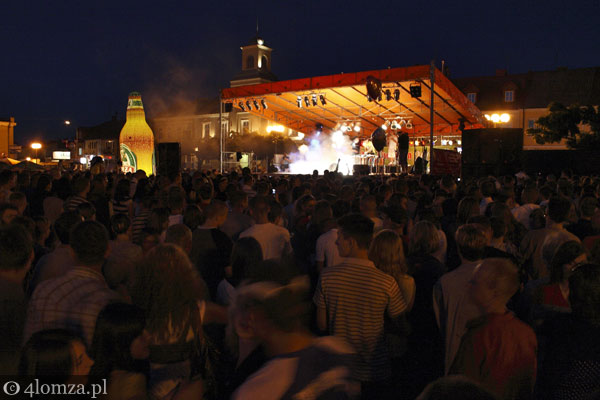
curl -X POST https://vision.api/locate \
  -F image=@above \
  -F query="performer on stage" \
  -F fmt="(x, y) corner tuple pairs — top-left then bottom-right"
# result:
(398, 131), (409, 173)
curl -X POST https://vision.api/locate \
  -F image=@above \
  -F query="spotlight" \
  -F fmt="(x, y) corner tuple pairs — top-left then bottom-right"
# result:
(354, 124), (361, 132)
(246, 100), (252, 110)
(406, 120), (413, 129)
(394, 89), (400, 101)
(253, 100), (260, 110)
(385, 89), (392, 101)
(320, 94), (326, 106)
(409, 83), (422, 98)
(297, 96), (302, 108)
(238, 101), (245, 111)
(312, 94), (318, 106)
(261, 99), (268, 109)
(316, 123), (323, 133)
(448, 140), (453, 145)
(381, 124), (387, 131)
(390, 120), (399, 130)
(304, 96), (310, 107)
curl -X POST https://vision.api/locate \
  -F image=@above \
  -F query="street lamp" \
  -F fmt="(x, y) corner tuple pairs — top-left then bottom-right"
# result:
(31, 142), (42, 164)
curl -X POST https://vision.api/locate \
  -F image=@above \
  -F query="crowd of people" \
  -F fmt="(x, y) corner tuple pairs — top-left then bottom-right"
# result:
(1, 163), (600, 400)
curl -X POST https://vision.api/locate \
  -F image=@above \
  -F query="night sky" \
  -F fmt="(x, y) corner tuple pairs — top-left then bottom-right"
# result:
(2, 0), (599, 145)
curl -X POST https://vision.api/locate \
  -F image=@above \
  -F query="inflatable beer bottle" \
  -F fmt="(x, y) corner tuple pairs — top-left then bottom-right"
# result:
(119, 92), (155, 174)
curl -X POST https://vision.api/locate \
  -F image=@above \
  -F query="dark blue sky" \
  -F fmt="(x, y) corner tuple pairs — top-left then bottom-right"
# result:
(2, 0), (599, 144)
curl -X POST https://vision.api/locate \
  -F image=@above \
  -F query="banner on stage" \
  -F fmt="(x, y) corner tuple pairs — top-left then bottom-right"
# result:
(432, 149), (461, 176)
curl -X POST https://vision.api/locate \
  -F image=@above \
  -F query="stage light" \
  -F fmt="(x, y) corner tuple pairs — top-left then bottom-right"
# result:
(385, 89), (392, 101)
(381, 124), (387, 130)
(299, 144), (309, 154)
(320, 95), (326, 105)
(253, 100), (260, 110)
(238, 101), (245, 111)
(448, 140), (453, 145)
(441, 139), (448, 145)
(500, 113), (511, 123)
(406, 120), (413, 129)
(297, 96), (302, 108)
(414, 140), (419, 146)
(312, 94), (318, 106)
(304, 96), (310, 107)
(391, 120), (399, 130)
(457, 140), (462, 145)
(394, 89), (400, 101)
(491, 114), (500, 123)
(354, 124), (361, 132)
(246, 100), (252, 110)
(484, 114), (491, 121)
(261, 99), (268, 109)
(410, 83), (422, 98)
(267, 125), (285, 133)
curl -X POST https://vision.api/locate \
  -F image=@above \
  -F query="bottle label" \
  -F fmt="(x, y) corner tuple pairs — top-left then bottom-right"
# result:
(127, 98), (144, 109)
(120, 143), (138, 173)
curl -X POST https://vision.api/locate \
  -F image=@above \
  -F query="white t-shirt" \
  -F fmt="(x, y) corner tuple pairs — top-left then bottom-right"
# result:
(239, 223), (291, 260)
(315, 229), (342, 268)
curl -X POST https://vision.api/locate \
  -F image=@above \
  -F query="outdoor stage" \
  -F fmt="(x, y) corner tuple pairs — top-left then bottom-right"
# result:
(220, 64), (484, 175)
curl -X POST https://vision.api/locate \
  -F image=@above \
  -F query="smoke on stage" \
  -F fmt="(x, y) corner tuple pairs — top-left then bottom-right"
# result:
(288, 129), (355, 175)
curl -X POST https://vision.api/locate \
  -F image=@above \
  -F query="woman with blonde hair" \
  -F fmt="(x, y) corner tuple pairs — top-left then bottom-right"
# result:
(369, 229), (415, 311)
(131, 243), (225, 400)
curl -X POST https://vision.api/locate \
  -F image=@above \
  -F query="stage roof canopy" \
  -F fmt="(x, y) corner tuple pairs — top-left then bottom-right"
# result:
(221, 65), (484, 138)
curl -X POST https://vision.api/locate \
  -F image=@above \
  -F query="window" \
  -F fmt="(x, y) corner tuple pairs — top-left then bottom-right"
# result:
(246, 55), (254, 69)
(504, 90), (514, 102)
(241, 119), (250, 134)
(467, 93), (477, 103)
(260, 55), (268, 70)
(221, 121), (229, 136)
(202, 122), (210, 139)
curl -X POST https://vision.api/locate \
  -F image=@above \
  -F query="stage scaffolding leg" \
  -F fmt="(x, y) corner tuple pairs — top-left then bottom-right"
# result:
(429, 60), (435, 174)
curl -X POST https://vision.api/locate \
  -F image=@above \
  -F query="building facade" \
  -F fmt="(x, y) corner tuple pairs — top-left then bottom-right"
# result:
(453, 67), (600, 150)
(0, 117), (16, 158)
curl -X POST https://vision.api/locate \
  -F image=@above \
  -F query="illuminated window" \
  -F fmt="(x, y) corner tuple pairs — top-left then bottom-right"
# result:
(504, 90), (514, 102)
(467, 93), (477, 103)
(241, 119), (250, 134)
(202, 122), (210, 138)
(221, 121), (229, 135)
(260, 55), (268, 70)
(246, 56), (254, 69)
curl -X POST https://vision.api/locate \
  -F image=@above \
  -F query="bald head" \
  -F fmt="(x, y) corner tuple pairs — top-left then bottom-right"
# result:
(470, 258), (519, 311)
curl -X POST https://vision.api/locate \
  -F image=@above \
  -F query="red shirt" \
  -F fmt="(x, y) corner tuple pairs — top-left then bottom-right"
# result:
(450, 312), (537, 400)
(542, 283), (570, 308)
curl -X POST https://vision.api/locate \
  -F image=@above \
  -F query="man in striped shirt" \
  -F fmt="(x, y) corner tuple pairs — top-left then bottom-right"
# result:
(24, 221), (121, 348)
(314, 213), (407, 390)
(63, 176), (91, 212)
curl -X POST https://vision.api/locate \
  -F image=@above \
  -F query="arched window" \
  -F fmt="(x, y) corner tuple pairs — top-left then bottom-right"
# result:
(246, 55), (254, 69)
(260, 55), (268, 70)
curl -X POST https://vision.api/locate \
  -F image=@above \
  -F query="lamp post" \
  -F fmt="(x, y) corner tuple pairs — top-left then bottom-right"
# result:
(484, 113), (511, 128)
(31, 142), (42, 164)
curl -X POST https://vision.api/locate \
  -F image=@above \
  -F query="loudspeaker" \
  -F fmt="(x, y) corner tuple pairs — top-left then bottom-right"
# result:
(157, 142), (181, 177)
(353, 164), (371, 176)
(461, 128), (523, 179)
(462, 128), (522, 165)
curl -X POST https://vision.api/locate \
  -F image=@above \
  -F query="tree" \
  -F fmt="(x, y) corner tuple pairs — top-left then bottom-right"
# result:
(527, 103), (600, 150)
